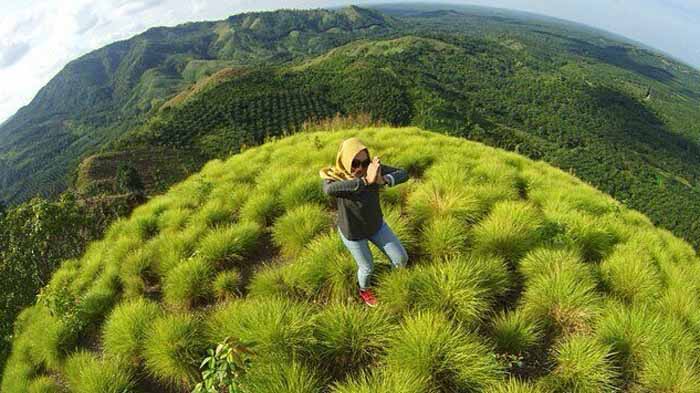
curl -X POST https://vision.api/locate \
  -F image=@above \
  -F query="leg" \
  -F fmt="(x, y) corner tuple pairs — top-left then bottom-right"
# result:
(337, 226), (374, 289)
(369, 220), (409, 268)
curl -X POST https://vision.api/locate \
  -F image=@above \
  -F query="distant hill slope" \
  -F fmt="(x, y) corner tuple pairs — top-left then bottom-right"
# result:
(3, 4), (700, 249)
(0, 5), (398, 204)
(4, 127), (700, 392)
(108, 19), (700, 249)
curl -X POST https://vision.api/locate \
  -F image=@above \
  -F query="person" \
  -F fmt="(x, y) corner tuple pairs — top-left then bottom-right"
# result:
(319, 137), (409, 307)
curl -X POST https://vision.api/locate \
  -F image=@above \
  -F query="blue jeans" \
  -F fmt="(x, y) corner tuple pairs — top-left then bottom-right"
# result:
(338, 219), (408, 290)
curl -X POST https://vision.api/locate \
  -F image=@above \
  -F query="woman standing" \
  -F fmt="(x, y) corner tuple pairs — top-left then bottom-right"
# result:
(319, 137), (409, 307)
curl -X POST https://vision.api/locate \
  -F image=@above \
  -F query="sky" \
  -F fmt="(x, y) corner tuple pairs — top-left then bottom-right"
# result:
(1, 0), (699, 124)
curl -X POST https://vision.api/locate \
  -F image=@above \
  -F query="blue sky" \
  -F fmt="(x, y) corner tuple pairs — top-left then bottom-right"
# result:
(0, 0), (699, 123)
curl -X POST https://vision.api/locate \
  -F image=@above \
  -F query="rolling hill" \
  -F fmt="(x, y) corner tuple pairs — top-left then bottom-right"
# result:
(3, 4), (700, 253)
(4, 127), (700, 392)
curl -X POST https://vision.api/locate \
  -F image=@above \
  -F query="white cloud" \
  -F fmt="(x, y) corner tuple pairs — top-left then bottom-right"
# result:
(0, 0), (699, 125)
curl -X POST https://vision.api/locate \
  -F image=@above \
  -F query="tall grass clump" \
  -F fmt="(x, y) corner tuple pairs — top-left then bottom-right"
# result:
(406, 180), (482, 228)
(63, 350), (135, 393)
(520, 253), (601, 336)
(384, 311), (502, 392)
(418, 215), (470, 260)
(119, 246), (158, 298)
(162, 257), (214, 309)
(280, 176), (328, 210)
(518, 247), (584, 282)
(238, 193), (283, 227)
(330, 368), (431, 393)
(541, 206), (617, 262)
(541, 334), (618, 393)
(599, 242), (663, 305)
(595, 303), (698, 384)
(271, 203), (330, 258)
(206, 297), (317, 361)
(102, 298), (162, 367)
(311, 303), (395, 379)
(490, 309), (543, 355)
(376, 254), (510, 322)
(213, 269), (242, 300)
(484, 378), (546, 393)
(634, 349), (700, 392)
(195, 220), (262, 267)
(26, 376), (63, 393)
(143, 313), (206, 388)
(472, 200), (543, 263)
(407, 260), (492, 327)
(242, 359), (324, 393)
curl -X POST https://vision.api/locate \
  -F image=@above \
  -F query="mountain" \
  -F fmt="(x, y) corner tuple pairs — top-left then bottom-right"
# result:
(4, 127), (700, 392)
(0, 5), (399, 204)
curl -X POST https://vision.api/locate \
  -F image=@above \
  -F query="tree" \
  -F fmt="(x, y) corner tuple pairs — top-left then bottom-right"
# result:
(116, 163), (145, 195)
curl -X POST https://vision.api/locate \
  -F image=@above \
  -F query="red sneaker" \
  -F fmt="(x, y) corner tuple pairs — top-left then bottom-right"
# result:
(359, 288), (378, 307)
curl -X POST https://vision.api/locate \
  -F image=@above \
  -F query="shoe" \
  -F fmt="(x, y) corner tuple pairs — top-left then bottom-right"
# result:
(359, 288), (378, 307)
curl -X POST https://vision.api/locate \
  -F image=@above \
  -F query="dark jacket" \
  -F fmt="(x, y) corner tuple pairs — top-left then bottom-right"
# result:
(321, 164), (409, 240)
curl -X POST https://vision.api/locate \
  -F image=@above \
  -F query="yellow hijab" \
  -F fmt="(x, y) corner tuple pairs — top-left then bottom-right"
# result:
(319, 137), (369, 181)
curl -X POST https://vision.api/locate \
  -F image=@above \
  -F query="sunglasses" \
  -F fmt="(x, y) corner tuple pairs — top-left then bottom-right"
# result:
(351, 158), (371, 169)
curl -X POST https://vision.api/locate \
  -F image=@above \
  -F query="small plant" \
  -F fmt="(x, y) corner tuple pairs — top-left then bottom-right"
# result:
(192, 337), (255, 393)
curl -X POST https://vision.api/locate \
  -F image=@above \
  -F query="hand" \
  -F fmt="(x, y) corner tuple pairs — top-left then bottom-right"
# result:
(366, 157), (382, 184)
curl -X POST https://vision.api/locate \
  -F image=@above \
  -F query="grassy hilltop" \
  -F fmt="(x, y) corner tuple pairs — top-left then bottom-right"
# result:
(4, 127), (700, 392)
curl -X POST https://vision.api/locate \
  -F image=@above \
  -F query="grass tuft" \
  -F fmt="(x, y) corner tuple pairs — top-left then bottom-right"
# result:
(206, 297), (316, 360)
(541, 334), (618, 393)
(213, 269), (242, 300)
(271, 203), (330, 258)
(63, 350), (135, 393)
(491, 309), (543, 355)
(472, 200), (543, 262)
(195, 220), (263, 267)
(311, 303), (395, 378)
(102, 298), (162, 368)
(143, 313), (206, 388)
(419, 215), (470, 260)
(384, 310), (502, 392)
(162, 257), (214, 309)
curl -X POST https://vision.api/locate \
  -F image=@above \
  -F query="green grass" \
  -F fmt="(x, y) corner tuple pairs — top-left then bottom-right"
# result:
(143, 313), (206, 388)
(242, 359), (324, 393)
(6, 127), (700, 392)
(491, 309), (543, 355)
(484, 378), (546, 393)
(213, 269), (242, 300)
(27, 376), (63, 393)
(472, 200), (543, 262)
(195, 220), (263, 267)
(272, 203), (331, 258)
(102, 298), (162, 368)
(520, 249), (602, 336)
(418, 214), (471, 259)
(311, 303), (394, 378)
(162, 257), (215, 309)
(599, 241), (663, 304)
(542, 334), (618, 393)
(376, 253), (510, 324)
(384, 310), (503, 392)
(63, 350), (135, 393)
(330, 368), (431, 393)
(206, 297), (316, 360)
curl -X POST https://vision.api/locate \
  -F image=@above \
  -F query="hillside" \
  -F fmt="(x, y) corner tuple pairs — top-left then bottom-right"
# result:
(4, 127), (700, 392)
(106, 15), (700, 251)
(3, 5), (700, 251)
(0, 5), (398, 204)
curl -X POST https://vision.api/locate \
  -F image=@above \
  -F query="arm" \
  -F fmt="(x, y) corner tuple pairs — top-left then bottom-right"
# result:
(379, 164), (409, 187)
(322, 177), (370, 198)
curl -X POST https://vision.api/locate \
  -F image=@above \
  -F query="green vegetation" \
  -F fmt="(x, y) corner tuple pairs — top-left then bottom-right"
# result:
(3, 6), (700, 379)
(3, 127), (700, 392)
